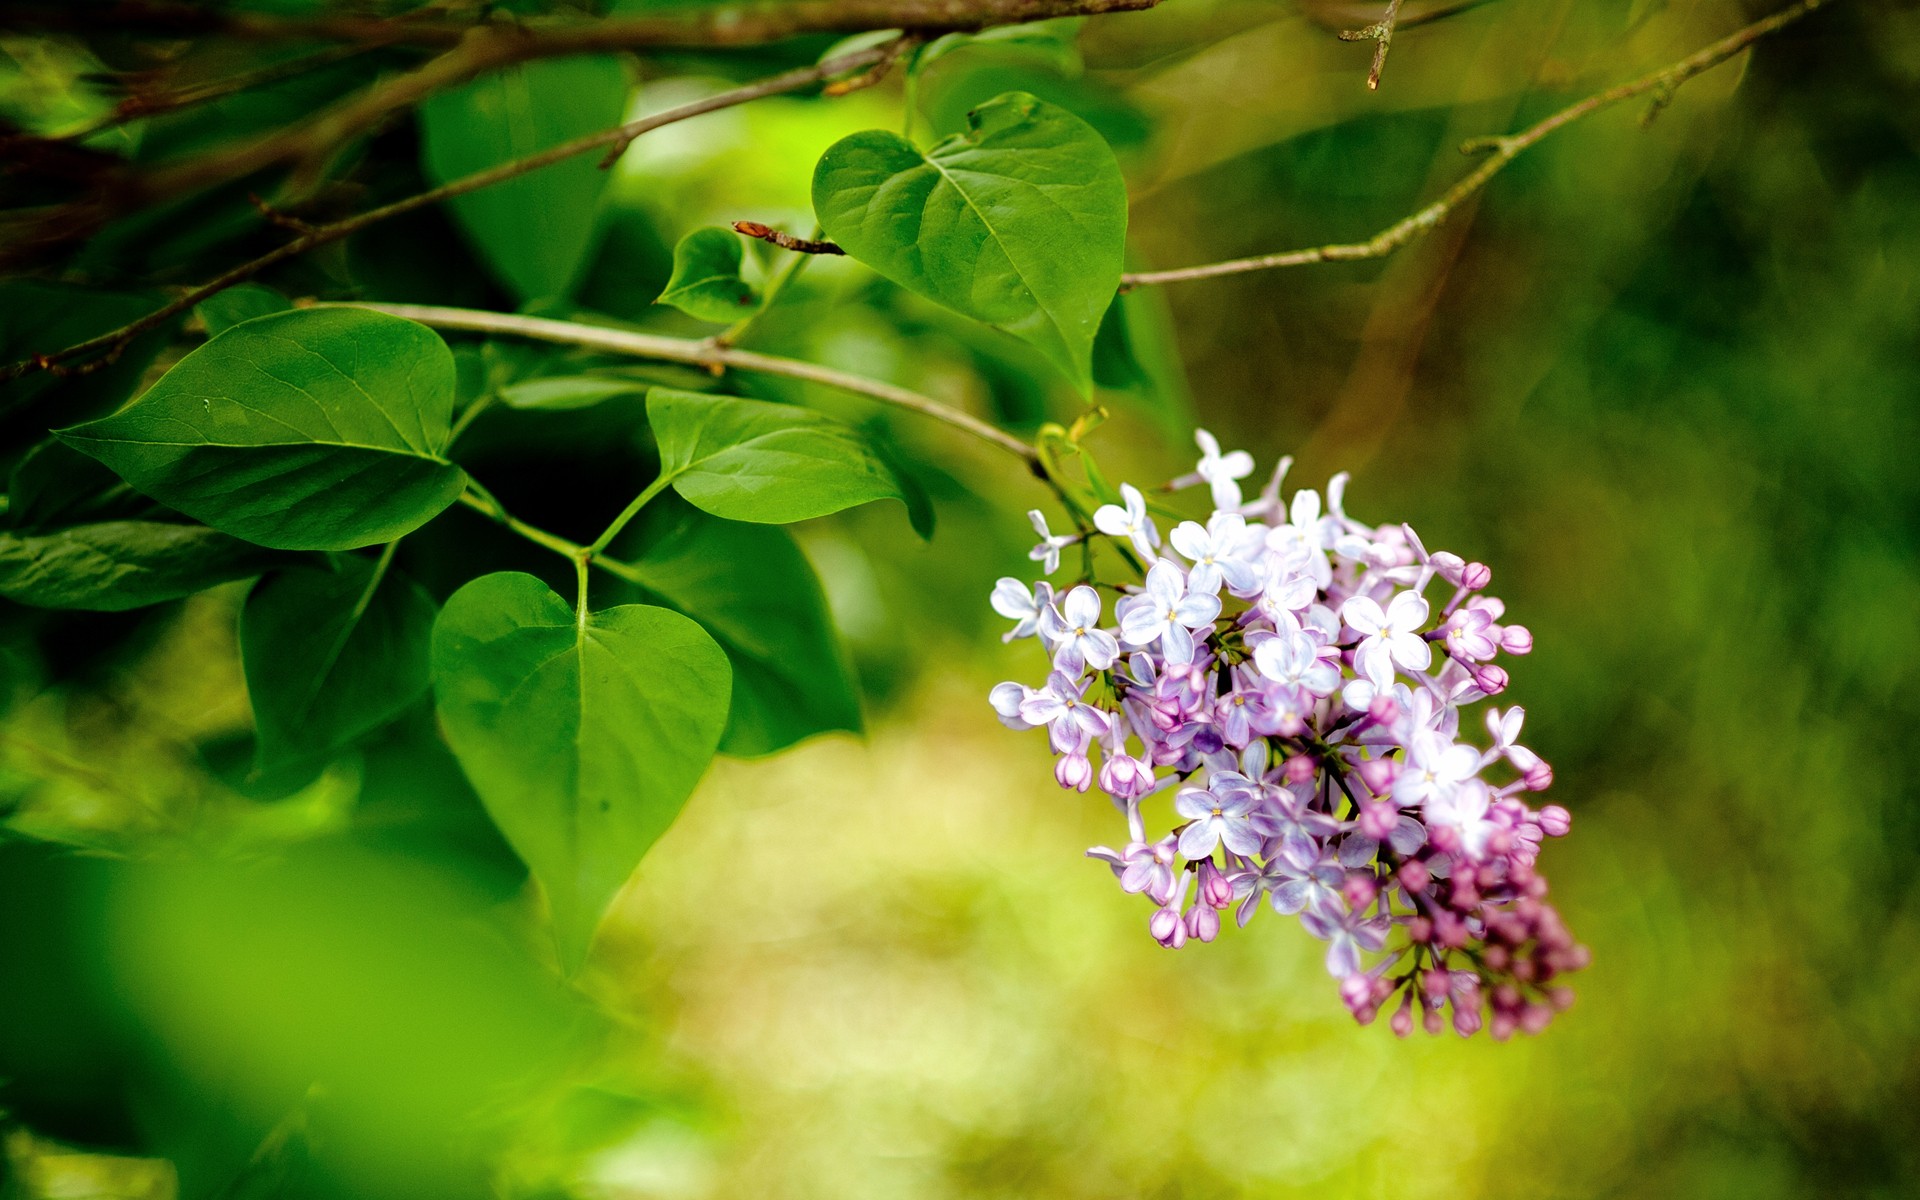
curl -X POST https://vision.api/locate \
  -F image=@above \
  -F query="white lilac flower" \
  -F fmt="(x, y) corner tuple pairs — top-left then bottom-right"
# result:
(988, 451), (1587, 1038)
(990, 577), (1054, 642)
(1193, 428), (1256, 510)
(1028, 509), (1075, 575)
(1093, 483), (1160, 560)
(1038, 585), (1120, 675)
(1169, 512), (1261, 596)
(1174, 785), (1264, 858)
(1252, 629), (1341, 697)
(1117, 559), (1220, 666)
(1342, 590), (1433, 677)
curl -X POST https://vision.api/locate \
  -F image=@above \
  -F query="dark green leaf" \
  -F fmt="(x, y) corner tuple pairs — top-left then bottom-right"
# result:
(431, 571), (730, 968)
(241, 552), (438, 770)
(56, 308), (467, 551)
(657, 226), (762, 323)
(614, 496), (861, 757)
(6, 440), (146, 532)
(195, 283), (290, 337)
(647, 387), (930, 536)
(419, 56), (630, 303)
(498, 376), (648, 411)
(0, 521), (286, 611)
(913, 19), (1085, 79)
(811, 92), (1126, 392)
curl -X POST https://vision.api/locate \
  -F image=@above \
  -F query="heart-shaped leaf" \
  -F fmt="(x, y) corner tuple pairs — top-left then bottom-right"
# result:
(57, 308), (467, 552)
(613, 495), (861, 757)
(811, 91), (1126, 392)
(657, 227), (762, 323)
(419, 56), (630, 302)
(431, 571), (730, 969)
(647, 388), (931, 536)
(0, 521), (288, 612)
(242, 552), (438, 770)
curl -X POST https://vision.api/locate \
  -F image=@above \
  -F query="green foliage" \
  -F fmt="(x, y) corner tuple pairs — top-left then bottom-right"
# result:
(418, 56), (631, 303)
(497, 375), (648, 411)
(647, 387), (932, 536)
(912, 18), (1086, 79)
(430, 571), (731, 969)
(657, 226), (762, 323)
(193, 283), (290, 337)
(616, 495), (862, 757)
(0, 520), (284, 612)
(812, 92), (1126, 391)
(58, 308), (467, 551)
(241, 552), (438, 771)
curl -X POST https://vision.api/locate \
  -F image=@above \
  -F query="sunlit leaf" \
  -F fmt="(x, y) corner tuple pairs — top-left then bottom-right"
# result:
(57, 308), (467, 551)
(431, 571), (730, 969)
(812, 91), (1126, 392)
(647, 387), (931, 536)
(242, 552), (438, 770)
(419, 56), (630, 302)
(912, 19), (1085, 79)
(656, 226), (761, 323)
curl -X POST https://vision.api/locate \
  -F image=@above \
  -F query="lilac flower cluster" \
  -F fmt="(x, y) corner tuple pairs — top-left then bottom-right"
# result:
(989, 434), (1588, 1039)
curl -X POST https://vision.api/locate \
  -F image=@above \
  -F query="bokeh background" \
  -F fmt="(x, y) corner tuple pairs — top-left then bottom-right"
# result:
(2, 1), (1918, 1197)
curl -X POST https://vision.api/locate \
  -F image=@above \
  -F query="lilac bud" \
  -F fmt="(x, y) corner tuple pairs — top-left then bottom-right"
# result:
(1500, 623), (1533, 654)
(1342, 872), (1378, 911)
(1461, 562), (1492, 591)
(1407, 916), (1434, 943)
(1390, 991), (1415, 1038)
(1429, 551), (1466, 584)
(1150, 904), (1186, 948)
(1056, 752), (1093, 792)
(1523, 758), (1555, 791)
(1453, 1004), (1483, 1038)
(1470, 663), (1510, 695)
(1397, 860), (1431, 893)
(1422, 1001), (1446, 1036)
(1358, 800), (1398, 841)
(1519, 1003), (1553, 1035)
(1283, 754), (1318, 785)
(1538, 804), (1572, 837)
(1356, 756), (1399, 794)
(1185, 902), (1219, 943)
(1199, 860), (1235, 910)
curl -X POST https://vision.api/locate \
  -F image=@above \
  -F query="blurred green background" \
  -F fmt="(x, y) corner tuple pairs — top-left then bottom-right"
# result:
(2, 0), (1918, 1197)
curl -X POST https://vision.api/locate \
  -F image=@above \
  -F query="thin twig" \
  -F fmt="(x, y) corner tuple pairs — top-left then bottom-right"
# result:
(1, 42), (904, 384)
(336, 302), (1044, 469)
(732, 221), (846, 255)
(1339, 0), (1406, 91)
(1122, 0), (1835, 289)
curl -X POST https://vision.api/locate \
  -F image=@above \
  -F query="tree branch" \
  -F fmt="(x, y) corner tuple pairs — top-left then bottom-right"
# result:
(335, 301), (1044, 470)
(1, 40), (906, 384)
(1338, 0), (1406, 91)
(1122, 0), (1836, 290)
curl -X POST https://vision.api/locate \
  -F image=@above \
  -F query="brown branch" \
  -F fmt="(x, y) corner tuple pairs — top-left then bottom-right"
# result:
(1121, 0), (1836, 290)
(338, 302), (1043, 468)
(0, 41), (907, 385)
(0, 0), (1163, 50)
(1338, 0), (1406, 91)
(733, 222), (846, 256)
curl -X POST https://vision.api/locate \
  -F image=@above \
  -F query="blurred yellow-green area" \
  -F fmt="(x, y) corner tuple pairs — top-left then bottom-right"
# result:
(3, 1), (1919, 1198)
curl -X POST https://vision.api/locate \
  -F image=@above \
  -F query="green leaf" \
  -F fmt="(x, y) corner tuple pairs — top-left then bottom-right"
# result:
(195, 283), (290, 337)
(0, 281), (179, 427)
(647, 388), (931, 536)
(913, 19), (1085, 79)
(0, 520), (287, 611)
(419, 56), (630, 303)
(56, 308), (468, 552)
(6, 440), (145, 532)
(614, 496), (861, 757)
(431, 571), (730, 968)
(497, 375), (648, 411)
(241, 552), (438, 771)
(811, 91), (1126, 392)
(656, 226), (762, 323)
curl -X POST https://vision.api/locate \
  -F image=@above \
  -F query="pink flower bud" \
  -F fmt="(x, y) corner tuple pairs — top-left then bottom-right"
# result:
(1149, 905), (1182, 946)
(1429, 552), (1466, 584)
(1356, 756), (1399, 794)
(1397, 859), (1431, 893)
(1055, 753), (1093, 792)
(1368, 693), (1401, 724)
(1520, 1003), (1553, 1035)
(1407, 916), (1433, 943)
(1453, 1004), (1483, 1038)
(1523, 758), (1555, 791)
(1342, 872), (1378, 911)
(1537, 804), (1572, 837)
(1461, 562), (1492, 591)
(1185, 902), (1219, 943)
(1390, 992), (1415, 1038)
(1283, 754), (1318, 785)
(1470, 663), (1510, 695)
(1500, 624), (1533, 654)
(1199, 860), (1234, 910)
(1358, 799), (1397, 840)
